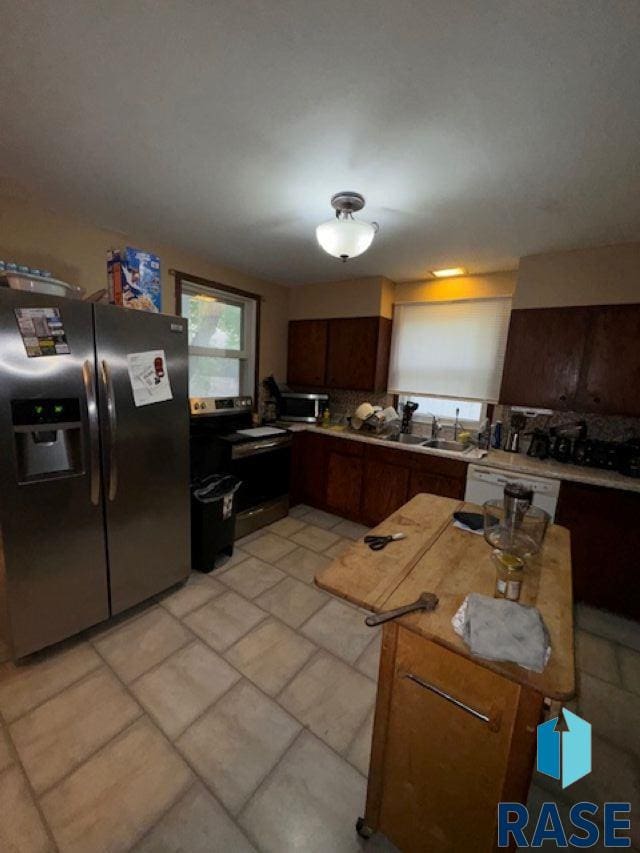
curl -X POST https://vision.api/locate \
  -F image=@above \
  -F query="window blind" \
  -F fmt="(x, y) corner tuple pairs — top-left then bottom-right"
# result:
(388, 297), (512, 402)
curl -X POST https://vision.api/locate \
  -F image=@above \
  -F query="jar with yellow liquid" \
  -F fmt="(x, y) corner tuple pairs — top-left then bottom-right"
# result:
(493, 550), (525, 602)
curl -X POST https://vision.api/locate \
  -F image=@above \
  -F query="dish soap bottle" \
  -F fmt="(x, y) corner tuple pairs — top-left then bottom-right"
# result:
(321, 407), (331, 428)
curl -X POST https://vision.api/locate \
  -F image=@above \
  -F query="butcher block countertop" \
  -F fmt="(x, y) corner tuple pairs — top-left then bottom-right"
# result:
(315, 492), (575, 701)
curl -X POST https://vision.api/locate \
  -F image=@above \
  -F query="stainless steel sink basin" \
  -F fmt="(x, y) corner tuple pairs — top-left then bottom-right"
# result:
(422, 439), (469, 452)
(383, 434), (427, 445)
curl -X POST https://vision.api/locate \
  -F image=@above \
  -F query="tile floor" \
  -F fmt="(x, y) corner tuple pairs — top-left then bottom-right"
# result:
(0, 505), (638, 851)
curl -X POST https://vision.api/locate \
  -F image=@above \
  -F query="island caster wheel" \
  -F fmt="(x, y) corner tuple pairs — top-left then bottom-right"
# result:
(356, 817), (374, 839)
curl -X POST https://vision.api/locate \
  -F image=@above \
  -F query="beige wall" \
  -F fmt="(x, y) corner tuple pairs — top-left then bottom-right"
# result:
(394, 270), (516, 304)
(514, 243), (640, 309)
(288, 276), (395, 319)
(0, 194), (290, 380)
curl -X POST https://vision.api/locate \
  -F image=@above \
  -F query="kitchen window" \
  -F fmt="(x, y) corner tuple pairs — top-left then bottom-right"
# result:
(388, 297), (512, 414)
(397, 394), (485, 427)
(175, 273), (258, 399)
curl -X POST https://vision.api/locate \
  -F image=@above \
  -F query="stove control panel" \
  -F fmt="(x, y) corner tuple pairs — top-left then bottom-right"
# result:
(190, 396), (253, 416)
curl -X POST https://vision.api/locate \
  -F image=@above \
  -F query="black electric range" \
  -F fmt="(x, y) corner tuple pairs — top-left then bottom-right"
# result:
(189, 396), (292, 537)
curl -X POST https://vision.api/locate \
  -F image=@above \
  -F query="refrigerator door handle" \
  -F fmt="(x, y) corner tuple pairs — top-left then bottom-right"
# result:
(100, 359), (118, 501)
(82, 359), (101, 506)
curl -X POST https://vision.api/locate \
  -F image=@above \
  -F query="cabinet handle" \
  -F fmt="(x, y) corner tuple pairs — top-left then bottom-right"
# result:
(403, 672), (502, 731)
(593, 396), (601, 404)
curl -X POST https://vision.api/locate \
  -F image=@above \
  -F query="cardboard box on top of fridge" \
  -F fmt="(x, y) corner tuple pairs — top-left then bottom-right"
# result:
(107, 247), (161, 313)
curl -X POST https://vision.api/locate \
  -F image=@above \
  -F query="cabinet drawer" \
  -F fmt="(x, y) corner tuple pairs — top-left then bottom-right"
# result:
(410, 451), (468, 480)
(318, 434), (365, 458)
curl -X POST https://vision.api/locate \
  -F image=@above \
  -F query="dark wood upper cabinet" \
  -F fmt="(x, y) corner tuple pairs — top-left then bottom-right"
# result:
(576, 305), (640, 416)
(287, 319), (328, 387)
(499, 307), (590, 411)
(287, 316), (391, 392)
(500, 303), (640, 417)
(326, 316), (392, 392)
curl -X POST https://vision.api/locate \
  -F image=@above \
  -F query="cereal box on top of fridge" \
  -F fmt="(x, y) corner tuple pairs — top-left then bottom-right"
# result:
(107, 247), (161, 312)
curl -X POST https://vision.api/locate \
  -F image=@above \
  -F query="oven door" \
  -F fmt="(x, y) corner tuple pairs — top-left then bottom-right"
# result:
(229, 437), (292, 536)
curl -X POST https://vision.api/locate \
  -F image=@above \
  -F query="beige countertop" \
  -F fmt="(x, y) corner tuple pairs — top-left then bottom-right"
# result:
(280, 422), (640, 494)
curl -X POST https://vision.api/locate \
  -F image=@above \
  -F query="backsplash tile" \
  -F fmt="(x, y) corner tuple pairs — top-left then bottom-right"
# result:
(500, 406), (640, 444)
(327, 389), (394, 418)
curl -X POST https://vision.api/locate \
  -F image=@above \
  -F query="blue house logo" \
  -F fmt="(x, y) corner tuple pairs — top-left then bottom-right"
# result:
(537, 708), (591, 789)
(498, 710), (632, 847)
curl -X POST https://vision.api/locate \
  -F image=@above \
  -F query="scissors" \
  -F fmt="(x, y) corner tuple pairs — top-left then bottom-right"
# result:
(363, 532), (406, 551)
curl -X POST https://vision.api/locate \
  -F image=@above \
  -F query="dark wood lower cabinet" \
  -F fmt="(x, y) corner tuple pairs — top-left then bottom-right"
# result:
(556, 481), (640, 620)
(290, 431), (327, 508)
(290, 432), (468, 527)
(361, 455), (410, 527)
(325, 451), (364, 520)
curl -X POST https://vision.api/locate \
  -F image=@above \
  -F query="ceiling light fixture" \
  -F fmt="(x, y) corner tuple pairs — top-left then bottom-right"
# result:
(316, 192), (378, 262)
(431, 267), (467, 278)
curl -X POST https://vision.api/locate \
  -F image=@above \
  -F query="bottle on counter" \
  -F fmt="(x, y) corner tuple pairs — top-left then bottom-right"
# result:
(493, 550), (525, 601)
(491, 421), (502, 449)
(321, 407), (331, 428)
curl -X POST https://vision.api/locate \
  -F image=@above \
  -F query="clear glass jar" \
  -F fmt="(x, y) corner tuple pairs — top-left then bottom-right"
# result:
(493, 550), (525, 601)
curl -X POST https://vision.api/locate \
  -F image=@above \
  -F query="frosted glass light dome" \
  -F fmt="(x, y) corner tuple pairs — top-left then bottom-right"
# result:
(315, 217), (376, 261)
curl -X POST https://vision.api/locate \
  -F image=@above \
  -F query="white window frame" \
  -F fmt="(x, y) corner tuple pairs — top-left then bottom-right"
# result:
(179, 278), (258, 399)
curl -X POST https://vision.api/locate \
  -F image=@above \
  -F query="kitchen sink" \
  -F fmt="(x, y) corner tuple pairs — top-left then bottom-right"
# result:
(383, 434), (427, 445)
(422, 439), (469, 452)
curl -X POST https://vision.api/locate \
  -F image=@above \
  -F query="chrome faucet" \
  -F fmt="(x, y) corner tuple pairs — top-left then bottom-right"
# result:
(431, 415), (442, 440)
(453, 407), (461, 440)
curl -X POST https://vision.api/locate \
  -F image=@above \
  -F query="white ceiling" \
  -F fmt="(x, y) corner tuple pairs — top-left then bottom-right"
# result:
(2, 1), (639, 285)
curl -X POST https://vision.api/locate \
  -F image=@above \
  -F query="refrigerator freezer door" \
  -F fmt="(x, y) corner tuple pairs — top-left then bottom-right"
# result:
(0, 289), (109, 657)
(93, 305), (190, 613)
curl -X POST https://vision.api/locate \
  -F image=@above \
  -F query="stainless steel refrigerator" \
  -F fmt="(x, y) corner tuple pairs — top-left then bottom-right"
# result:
(0, 288), (190, 658)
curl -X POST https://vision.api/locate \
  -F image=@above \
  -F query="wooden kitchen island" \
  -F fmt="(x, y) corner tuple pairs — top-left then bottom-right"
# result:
(315, 493), (574, 853)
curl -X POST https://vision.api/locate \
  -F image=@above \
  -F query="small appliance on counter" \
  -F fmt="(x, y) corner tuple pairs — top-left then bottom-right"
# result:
(400, 400), (419, 434)
(503, 412), (528, 453)
(263, 375), (328, 423)
(526, 429), (551, 460)
(549, 420), (587, 463)
(619, 439), (640, 478)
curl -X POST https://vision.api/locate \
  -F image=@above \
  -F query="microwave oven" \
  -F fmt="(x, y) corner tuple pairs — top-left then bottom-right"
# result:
(279, 392), (329, 423)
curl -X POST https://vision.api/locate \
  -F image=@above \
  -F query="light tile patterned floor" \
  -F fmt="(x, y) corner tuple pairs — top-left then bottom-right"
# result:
(0, 505), (638, 851)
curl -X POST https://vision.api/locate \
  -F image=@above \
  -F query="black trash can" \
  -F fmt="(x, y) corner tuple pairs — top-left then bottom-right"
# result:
(191, 474), (241, 573)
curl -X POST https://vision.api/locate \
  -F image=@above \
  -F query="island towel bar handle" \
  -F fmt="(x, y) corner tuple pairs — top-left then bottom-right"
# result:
(403, 672), (501, 731)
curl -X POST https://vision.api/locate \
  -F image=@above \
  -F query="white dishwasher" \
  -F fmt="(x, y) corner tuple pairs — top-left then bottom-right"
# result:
(464, 464), (561, 520)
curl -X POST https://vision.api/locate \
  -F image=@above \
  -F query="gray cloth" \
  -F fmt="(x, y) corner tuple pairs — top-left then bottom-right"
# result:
(462, 593), (550, 672)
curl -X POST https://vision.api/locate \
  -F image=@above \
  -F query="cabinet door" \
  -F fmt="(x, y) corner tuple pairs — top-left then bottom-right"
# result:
(361, 458), (410, 526)
(499, 307), (590, 410)
(326, 317), (390, 391)
(291, 432), (327, 508)
(376, 628), (526, 853)
(556, 481), (640, 620)
(577, 304), (640, 416)
(287, 320), (327, 387)
(325, 452), (363, 520)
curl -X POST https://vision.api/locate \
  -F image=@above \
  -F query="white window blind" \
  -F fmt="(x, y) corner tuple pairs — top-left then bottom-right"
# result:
(388, 297), (512, 402)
